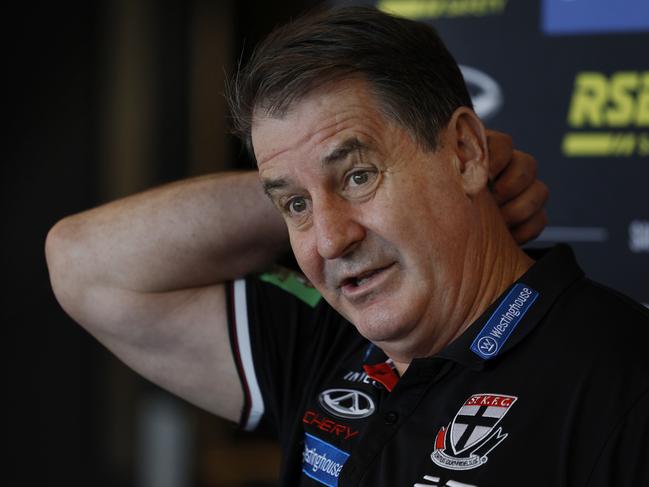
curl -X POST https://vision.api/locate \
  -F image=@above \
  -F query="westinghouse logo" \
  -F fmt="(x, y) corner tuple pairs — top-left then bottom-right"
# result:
(302, 433), (349, 486)
(378, 0), (508, 20)
(489, 286), (533, 340)
(470, 284), (539, 360)
(303, 444), (344, 477)
(563, 71), (649, 157)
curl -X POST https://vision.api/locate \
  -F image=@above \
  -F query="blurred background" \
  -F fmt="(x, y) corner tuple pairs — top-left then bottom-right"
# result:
(5, 0), (647, 486)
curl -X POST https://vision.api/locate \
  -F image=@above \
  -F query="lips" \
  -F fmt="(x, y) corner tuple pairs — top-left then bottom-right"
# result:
(338, 263), (396, 298)
(341, 268), (383, 288)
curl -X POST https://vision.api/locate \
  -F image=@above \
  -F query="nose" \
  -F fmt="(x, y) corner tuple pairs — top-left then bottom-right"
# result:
(313, 196), (365, 260)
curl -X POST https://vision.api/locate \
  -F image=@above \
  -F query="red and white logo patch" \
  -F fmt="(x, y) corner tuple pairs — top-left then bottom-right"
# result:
(431, 393), (517, 471)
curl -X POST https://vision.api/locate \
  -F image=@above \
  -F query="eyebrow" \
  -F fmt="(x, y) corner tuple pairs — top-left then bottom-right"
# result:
(321, 137), (369, 166)
(261, 137), (371, 199)
(262, 177), (289, 199)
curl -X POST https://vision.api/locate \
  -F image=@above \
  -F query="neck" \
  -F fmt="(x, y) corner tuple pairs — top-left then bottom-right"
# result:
(393, 195), (534, 376)
(456, 223), (533, 339)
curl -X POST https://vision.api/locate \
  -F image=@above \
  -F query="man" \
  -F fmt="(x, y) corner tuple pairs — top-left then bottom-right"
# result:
(46, 6), (647, 487)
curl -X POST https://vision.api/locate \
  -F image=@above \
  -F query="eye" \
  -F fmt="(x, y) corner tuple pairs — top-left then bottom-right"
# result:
(347, 170), (372, 187)
(286, 196), (308, 215)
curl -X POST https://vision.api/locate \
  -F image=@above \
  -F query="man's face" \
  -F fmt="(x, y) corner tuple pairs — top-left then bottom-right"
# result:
(253, 79), (476, 360)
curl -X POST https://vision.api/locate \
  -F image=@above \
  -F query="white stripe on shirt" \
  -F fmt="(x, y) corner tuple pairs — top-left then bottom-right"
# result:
(233, 279), (265, 431)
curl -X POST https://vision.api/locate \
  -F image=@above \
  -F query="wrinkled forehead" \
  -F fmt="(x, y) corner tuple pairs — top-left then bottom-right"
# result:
(251, 78), (389, 169)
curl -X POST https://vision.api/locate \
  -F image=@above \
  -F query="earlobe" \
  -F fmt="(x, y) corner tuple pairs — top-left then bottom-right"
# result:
(449, 107), (489, 197)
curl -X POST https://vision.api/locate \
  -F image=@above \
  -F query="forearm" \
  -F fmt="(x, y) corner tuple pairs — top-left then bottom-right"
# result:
(46, 171), (288, 297)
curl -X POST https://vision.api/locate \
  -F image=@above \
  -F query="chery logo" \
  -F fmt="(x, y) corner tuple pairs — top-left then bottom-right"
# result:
(318, 388), (376, 419)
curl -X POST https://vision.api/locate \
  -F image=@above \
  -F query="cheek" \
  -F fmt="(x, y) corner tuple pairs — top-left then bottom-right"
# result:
(371, 184), (469, 271)
(289, 232), (323, 283)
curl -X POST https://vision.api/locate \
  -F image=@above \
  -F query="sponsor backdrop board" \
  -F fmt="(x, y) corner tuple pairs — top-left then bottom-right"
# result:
(334, 0), (648, 304)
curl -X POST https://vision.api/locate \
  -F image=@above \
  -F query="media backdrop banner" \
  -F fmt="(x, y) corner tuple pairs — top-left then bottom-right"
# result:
(333, 0), (648, 304)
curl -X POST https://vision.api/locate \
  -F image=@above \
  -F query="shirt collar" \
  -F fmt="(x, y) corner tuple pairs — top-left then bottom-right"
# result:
(414, 244), (585, 372)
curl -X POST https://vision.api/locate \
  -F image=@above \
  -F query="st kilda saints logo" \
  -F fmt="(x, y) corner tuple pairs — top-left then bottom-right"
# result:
(431, 393), (517, 471)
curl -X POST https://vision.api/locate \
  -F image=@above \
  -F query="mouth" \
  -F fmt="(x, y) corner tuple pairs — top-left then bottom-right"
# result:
(339, 263), (396, 298)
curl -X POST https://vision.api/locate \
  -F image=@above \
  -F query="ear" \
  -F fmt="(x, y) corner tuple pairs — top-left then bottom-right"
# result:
(447, 107), (489, 197)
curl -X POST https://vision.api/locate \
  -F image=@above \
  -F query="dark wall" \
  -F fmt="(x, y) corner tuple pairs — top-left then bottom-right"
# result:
(6, 3), (105, 485)
(4, 1), (314, 486)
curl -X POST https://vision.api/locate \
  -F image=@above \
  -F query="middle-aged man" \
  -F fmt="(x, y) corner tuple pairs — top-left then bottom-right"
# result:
(46, 6), (648, 487)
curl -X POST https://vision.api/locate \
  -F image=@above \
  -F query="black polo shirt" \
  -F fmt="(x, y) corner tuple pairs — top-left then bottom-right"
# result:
(226, 245), (649, 486)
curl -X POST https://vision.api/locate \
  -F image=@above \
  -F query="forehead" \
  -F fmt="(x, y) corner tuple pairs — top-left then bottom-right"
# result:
(252, 78), (390, 170)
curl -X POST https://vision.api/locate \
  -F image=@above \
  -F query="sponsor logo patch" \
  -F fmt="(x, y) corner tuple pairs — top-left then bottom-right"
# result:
(342, 369), (382, 389)
(302, 433), (349, 486)
(431, 393), (516, 471)
(303, 410), (359, 441)
(470, 283), (538, 360)
(319, 388), (376, 419)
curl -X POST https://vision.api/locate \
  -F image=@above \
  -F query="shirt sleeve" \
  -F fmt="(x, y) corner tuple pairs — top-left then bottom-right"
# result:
(226, 270), (352, 436)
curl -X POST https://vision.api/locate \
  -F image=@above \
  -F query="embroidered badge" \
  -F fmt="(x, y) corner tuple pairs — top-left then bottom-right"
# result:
(431, 393), (517, 471)
(470, 283), (538, 360)
(302, 433), (349, 486)
(318, 388), (376, 419)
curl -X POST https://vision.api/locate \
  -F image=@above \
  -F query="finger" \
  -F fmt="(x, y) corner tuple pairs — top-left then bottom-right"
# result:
(486, 130), (513, 180)
(500, 180), (549, 228)
(492, 150), (537, 205)
(510, 209), (548, 245)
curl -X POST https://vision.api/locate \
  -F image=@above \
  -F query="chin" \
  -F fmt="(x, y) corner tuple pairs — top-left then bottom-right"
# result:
(351, 305), (420, 346)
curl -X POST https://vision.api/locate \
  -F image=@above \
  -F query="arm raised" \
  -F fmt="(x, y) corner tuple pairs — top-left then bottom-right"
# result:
(45, 171), (287, 421)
